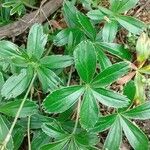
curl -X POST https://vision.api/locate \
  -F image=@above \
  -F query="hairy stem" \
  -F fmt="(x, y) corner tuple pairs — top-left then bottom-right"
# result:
(27, 116), (31, 150)
(0, 74), (36, 150)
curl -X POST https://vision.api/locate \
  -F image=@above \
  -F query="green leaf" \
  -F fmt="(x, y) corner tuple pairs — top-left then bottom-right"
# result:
(37, 66), (61, 93)
(1, 69), (32, 99)
(77, 12), (96, 40)
(0, 72), (4, 101)
(123, 80), (136, 101)
(97, 42), (131, 60)
(104, 117), (122, 150)
(40, 138), (69, 150)
(41, 123), (68, 139)
(80, 88), (99, 129)
(75, 131), (98, 146)
(102, 20), (118, 42)
(27, 23), (47, 59)
(91, 62), (130, 88)
(0, 115), (14, 150)
(110, 0), (139, 13)
(95, 44), (112, 71)
(31, 130), (50, 150)
(122, 102), (150, 120)
(0, 100), (38, 117)
(90, 114), (116, 132)
(116, 15), (145, 34)
(12, 125), (25, 150)
(120, 115), (149, 150)
(92, 88), (129, 108)
(87, 9), (105, 21)
(74, 41), (96, 83)
(43, 86), (85, 113)
(40, 55), (73, 69)
(134, 72), (146, 103)
(53, 28), (84, 47)
(62, 1), (78, 27)
(19, 114), (54, 129)
(0, 40), (21, 58)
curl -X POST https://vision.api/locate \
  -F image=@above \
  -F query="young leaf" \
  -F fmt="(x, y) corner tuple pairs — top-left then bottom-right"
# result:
(41, 123), (68, 139)
(0, 100), (38, 117)
(1, 69), (32, 99)
(80, 88), (99, 129)
(77, 12), (96, 40)
(91, 114), (117, 132)
(110, 0), (139, 13)
(27, 23), (47, 59)
(91, 62), (130, 88)
(102, 21), (118, 42)
(104, 117), (122, 150)
(116, 15), (145, 34)
(40, 55), (73, 69)
(120, 115), (149, 150)
(43, 86), (85, 113)
(0, 115), (14, 150)
(62, 1), (78, 27)
(95, 44), (112, 71)
(74, 41), (96, 83)
(97, 42), (131, 60)
(122, 102), (150, 120)
(37, 66), (61, 93)
(92, 88), (129, 108)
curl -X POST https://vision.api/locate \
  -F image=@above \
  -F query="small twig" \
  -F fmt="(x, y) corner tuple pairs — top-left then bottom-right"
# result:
(134, 0), (150, 17)
(0, 74), (37, 150)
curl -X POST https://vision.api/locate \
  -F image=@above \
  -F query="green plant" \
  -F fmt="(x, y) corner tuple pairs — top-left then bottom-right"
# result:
(0, 0), (150, 150)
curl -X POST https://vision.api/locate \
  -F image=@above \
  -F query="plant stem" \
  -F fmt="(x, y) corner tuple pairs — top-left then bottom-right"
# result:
(27, 116), (31, 150)
(67, 66), (73, 86)
(72, 97), (81, 134)
(0, 74), (36, 150)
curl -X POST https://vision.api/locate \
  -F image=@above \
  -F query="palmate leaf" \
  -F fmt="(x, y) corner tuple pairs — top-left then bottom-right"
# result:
(120, 115), (149, 150)
(102, 20), (118, 42)
(116, 15), (145, 34)
(122, 102), (150, 120)
(104, 117), (122, 150)
(0, 100), (38, 117)
(0, 40), (21, 58)
(40, 55), (74, 69)
(74, 41), (96, 83)
(41, 123), (68, 139)
(27, 23), (47, 59)
(91, 62), (130, 88)
(0, 115), (14, 150)
(92, 88), (129, 108)
(37, 66), (61, 93)
(1, 69), (33, 99)
(96, 42), (131, 60)
(95, 44), (112, 71)
(77, 12), (96, 41)
(110, 0), (139, 13)
(43, 86), (85, 113)
(91, 114), (117, 132)
(80, 88), (99, 129)
(31, 130), (50, 150)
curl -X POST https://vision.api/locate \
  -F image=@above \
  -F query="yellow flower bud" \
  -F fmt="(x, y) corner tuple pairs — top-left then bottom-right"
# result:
(136, 32), (150, 63)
